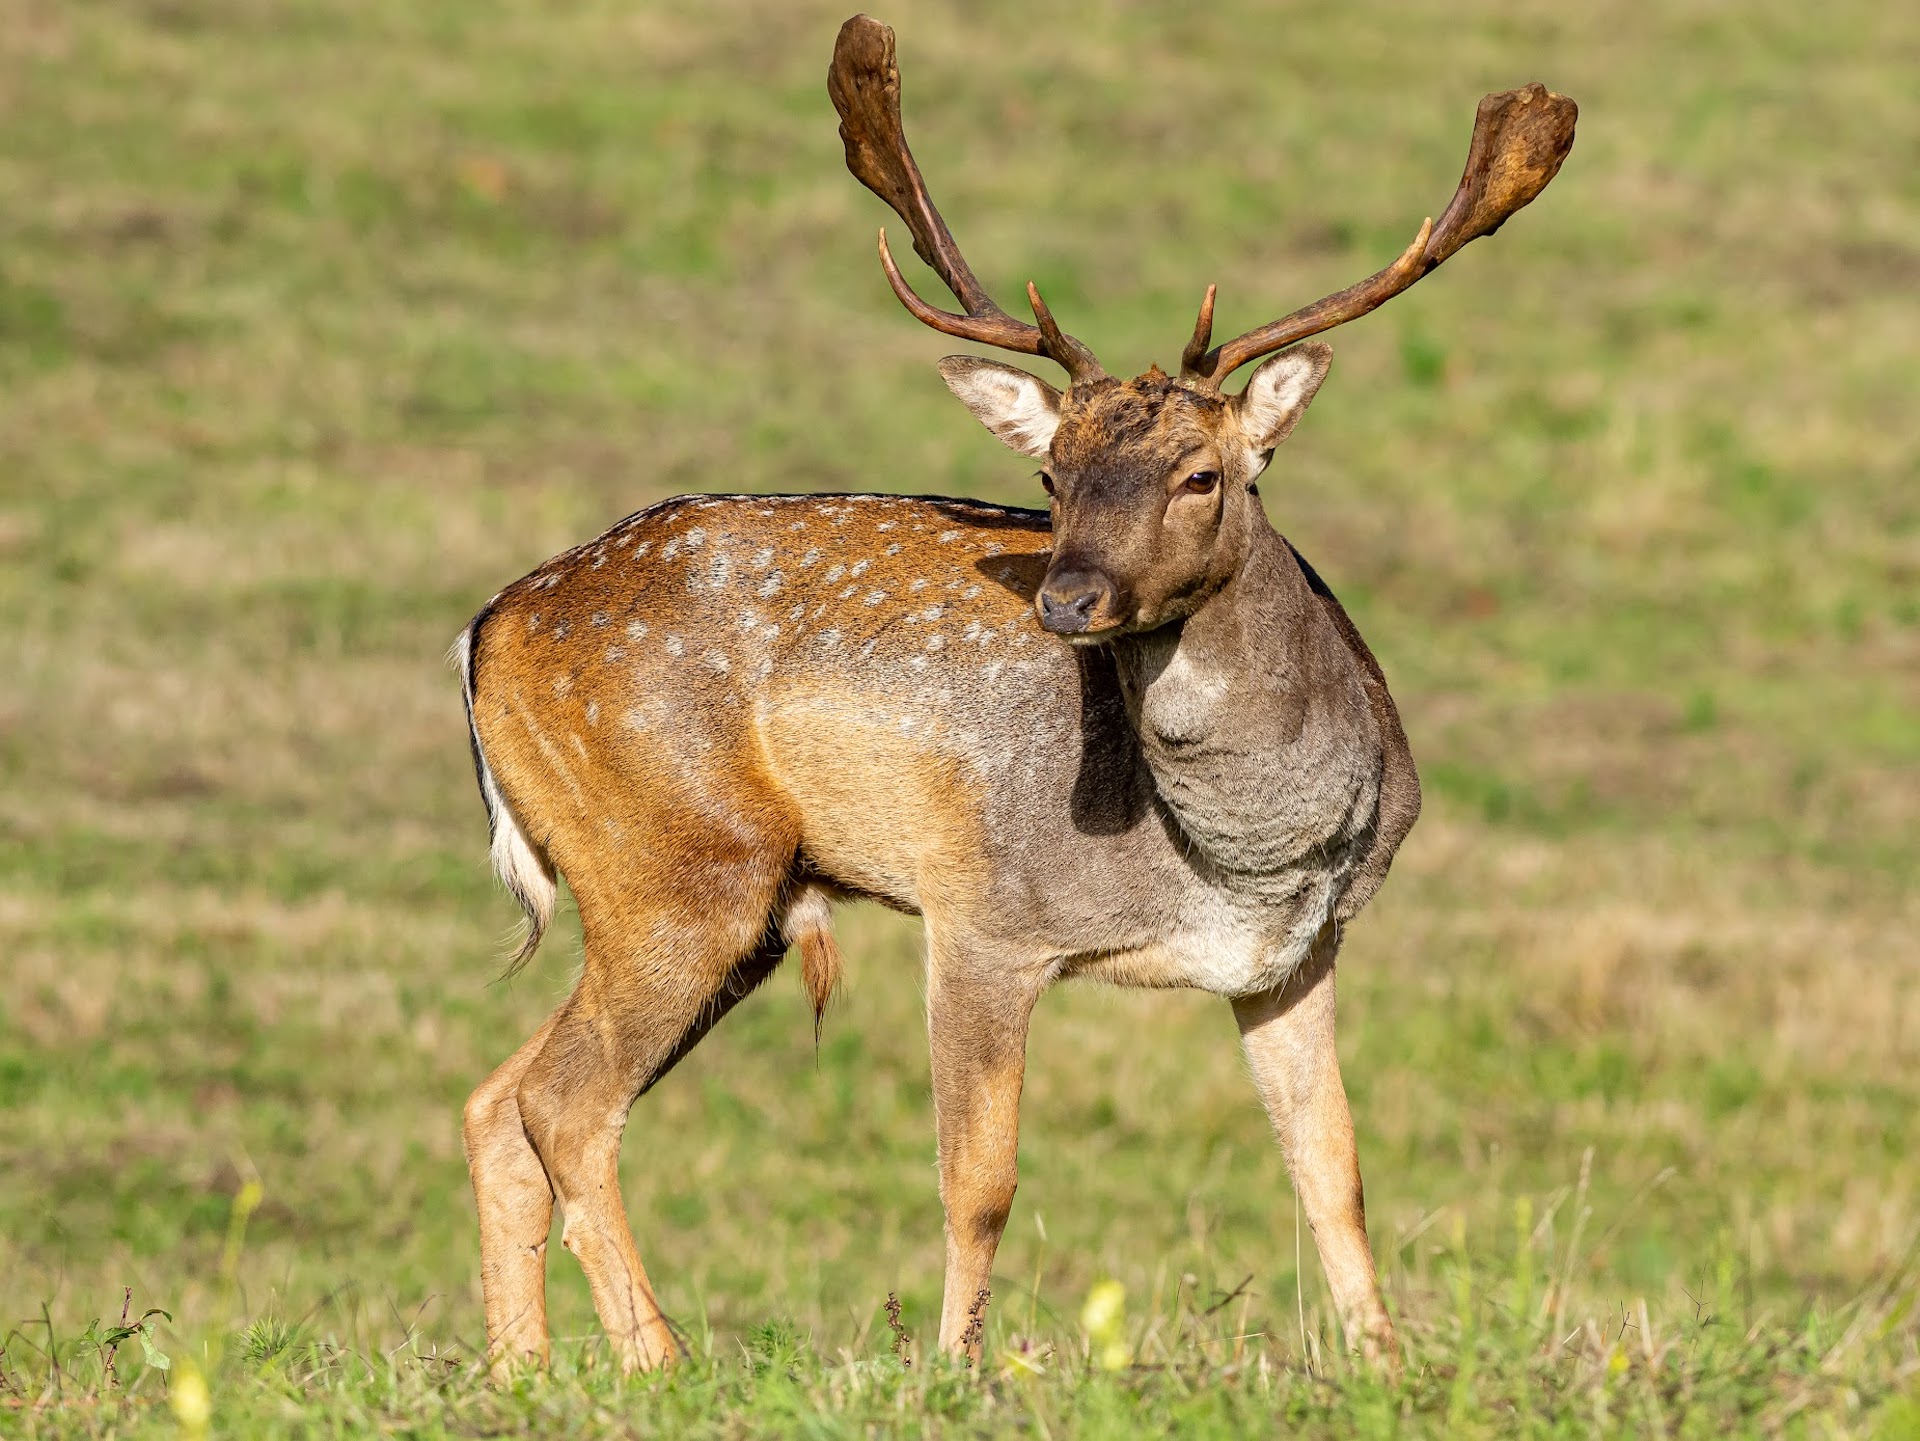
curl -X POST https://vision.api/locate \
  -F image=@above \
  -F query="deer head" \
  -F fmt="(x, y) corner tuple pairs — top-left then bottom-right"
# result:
(829, 15), (1576, 640)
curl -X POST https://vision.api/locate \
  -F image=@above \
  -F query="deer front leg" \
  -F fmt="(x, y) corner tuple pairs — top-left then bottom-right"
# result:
(926, 954), (1038, 1362)
(1231, 933), (1397, 1367)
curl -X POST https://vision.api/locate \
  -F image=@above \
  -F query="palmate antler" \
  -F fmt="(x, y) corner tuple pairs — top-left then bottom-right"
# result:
(827, 15), (1107, 385)
(1181, 84), (1578, 387)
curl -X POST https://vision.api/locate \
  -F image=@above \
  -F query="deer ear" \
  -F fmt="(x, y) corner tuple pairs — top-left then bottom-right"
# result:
(937, 356), (1062, 460)
(1231, 342), (1333, 455)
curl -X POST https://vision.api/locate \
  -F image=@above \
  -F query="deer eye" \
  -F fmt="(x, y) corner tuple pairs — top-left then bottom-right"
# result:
(1038, 472), (1057, 497)
(1181, 470), (1220, 495)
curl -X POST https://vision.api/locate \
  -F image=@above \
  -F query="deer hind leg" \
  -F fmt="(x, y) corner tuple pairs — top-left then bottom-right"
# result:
(464, 1009), (563, 1377)
(926, 936), (1042, 1361)
(1231, 927), (1398, 1368)
(515, 876), (790, 1373)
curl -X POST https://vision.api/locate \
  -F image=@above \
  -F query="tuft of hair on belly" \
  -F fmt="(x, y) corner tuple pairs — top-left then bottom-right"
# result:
(780, 883), (842, 1043)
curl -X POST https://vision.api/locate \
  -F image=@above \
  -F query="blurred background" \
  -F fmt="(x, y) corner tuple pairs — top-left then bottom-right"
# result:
(0, 0), (1914, 1411)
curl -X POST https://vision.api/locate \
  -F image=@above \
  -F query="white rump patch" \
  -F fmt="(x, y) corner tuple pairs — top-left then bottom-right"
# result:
(452, 624), (556, 967)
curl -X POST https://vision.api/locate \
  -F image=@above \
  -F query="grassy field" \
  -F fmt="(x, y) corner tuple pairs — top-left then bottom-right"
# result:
(1, 0), (1916, 1434)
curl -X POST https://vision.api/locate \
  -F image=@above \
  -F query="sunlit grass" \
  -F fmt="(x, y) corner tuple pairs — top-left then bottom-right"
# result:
(1, 0), (1915, 1434)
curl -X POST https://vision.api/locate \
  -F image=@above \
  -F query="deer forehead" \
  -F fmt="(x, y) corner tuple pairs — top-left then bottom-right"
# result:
(1050, 376), (1228, 476)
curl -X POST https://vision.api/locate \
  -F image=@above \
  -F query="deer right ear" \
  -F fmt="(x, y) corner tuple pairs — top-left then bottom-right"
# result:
(936, 356), (1062, 460)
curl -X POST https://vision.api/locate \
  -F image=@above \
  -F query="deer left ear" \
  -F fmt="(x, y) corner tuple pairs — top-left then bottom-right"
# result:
(1230, 342), (1333, 455)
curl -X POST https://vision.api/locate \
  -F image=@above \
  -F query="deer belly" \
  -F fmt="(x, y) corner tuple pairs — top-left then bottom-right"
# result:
(754, 693), (993, 914)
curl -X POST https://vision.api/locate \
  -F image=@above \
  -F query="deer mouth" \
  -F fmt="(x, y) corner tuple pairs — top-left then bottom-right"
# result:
(1050, 615), (1143, 647)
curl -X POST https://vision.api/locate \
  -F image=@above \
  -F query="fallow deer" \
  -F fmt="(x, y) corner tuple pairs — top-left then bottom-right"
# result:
(455, 13), (1575, 1375)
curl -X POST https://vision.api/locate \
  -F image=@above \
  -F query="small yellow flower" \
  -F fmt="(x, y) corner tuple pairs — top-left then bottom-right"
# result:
(1080, 1280), (1126, 1337)
(170, 1358), (211, 1437)
(1081, 1280), (1132, 1371)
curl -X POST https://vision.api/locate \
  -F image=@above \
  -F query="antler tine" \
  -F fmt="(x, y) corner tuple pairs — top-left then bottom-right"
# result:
(1025, 282), (1103, 380)
(829, 15), (1105, 384)
(1177, 284), (1217, 380)
(1193, 84), (1577, 387)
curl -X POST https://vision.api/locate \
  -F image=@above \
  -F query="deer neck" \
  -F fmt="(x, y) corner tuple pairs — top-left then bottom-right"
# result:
(1108, 517), (1376, 881)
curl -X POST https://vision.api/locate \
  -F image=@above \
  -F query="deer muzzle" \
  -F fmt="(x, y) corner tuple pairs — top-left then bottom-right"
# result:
(1035, 564), (1124, 638)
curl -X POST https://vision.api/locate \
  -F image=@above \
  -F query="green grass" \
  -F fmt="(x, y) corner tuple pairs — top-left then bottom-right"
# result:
(1, 0), (1916, 1434)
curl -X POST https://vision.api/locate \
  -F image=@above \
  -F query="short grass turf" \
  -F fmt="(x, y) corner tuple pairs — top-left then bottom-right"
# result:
(1, 0), (1916, 1435)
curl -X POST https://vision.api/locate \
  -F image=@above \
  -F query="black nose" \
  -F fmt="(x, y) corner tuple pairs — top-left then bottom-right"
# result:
(1036, 568), (1117, 634)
